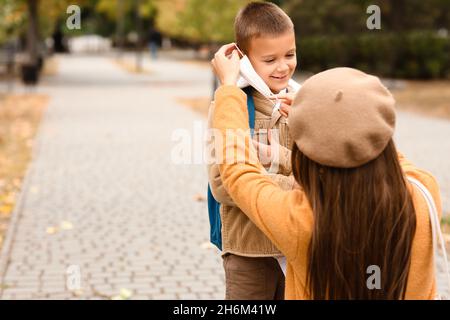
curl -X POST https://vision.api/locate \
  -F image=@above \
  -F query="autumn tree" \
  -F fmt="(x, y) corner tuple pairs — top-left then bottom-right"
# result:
(155, 0), (252, 45)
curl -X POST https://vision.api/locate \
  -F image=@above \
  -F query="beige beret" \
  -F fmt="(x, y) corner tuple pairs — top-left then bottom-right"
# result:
(288, 67), (396, 168)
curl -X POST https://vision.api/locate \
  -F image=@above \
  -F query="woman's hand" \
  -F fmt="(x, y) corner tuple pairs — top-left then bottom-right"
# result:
(292, 180), (302, 190)
(251, 139), (273, 168)
(270, 92), (295, 117)
(211, 43), (240, 86)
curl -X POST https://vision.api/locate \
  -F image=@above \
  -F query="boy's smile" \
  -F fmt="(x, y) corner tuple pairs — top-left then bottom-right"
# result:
(247, 31), (297, 94)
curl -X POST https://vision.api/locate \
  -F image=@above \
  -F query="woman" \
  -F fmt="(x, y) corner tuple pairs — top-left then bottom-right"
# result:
(210, 44), (442, 299)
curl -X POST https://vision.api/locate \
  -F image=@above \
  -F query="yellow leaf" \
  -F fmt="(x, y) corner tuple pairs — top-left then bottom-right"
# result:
(193, 193), (206, 202)
(46, 226), (58, 235)
(119, 288), (132, 300)
(72, 289), (84, 297)
(200, 242), (216, 250)
(0, 204), (13, 214)
(2, 192), (16, 205)
(60, 221), (73, 230)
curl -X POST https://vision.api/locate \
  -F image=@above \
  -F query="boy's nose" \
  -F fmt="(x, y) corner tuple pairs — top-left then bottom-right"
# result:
(276, 62), (290, 73)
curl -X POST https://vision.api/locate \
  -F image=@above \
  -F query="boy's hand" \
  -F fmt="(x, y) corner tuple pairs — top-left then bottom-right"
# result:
(211, 43), (240, 86)
(270, 92), (295, 117)
(251, 130), (280, 168)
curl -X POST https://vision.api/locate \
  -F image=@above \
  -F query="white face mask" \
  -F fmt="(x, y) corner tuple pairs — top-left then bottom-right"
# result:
(237, 55), (275, 99)
(232, 45), (301, 115)
(235, 53), (301, 99)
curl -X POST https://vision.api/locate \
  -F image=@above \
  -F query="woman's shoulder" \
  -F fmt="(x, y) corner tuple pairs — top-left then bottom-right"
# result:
(399, 152), (442, 217)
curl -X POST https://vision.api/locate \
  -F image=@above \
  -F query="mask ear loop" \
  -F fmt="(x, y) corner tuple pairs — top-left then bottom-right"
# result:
(234, 44), (244, 58)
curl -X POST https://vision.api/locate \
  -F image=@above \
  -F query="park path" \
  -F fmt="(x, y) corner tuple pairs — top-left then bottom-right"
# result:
(394, 112), (450, 296)
(0, 53), (223, 299)
(0, 52), (449, 299)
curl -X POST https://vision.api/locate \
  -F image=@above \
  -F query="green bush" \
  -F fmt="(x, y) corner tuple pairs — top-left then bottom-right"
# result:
(297, 31), (450, 79)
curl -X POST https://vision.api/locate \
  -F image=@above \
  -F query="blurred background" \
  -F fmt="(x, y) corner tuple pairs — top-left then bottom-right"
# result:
(0, 0), (449, 300)
(1, 0), (450, 117)
(1, 0), (450, 83)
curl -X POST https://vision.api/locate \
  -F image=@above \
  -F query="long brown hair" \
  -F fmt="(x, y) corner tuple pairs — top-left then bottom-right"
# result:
(292, 139), (416, 299)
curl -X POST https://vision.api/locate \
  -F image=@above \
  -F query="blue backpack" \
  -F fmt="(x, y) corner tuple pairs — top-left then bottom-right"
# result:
(207, 87), (255, 250)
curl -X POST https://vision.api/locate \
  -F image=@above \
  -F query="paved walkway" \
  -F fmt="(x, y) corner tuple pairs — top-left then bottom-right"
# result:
(0, 53), (449, 299)
(395, 112), (450, 216)
(0, 54), (223, 299)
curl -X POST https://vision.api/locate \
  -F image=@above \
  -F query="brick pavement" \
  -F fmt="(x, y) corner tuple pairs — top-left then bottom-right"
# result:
(0, 53), (224, 299)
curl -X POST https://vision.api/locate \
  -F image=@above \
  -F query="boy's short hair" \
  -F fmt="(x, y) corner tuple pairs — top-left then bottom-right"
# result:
(234, 1), (294, 54)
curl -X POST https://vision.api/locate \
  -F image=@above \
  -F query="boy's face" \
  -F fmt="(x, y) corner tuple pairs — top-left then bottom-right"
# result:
(247, 31), (297, 94)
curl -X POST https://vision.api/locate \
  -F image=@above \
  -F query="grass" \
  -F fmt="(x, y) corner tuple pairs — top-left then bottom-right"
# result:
(391, 80), (450, 119)
(112, 58), (151, 74)
(0, 94), (48, 250)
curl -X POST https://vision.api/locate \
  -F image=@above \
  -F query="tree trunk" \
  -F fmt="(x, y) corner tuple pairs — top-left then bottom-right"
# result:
(116, 0), (125, 55)
(135, 0), (143, 72)
(21, 0), (40, 85)
(27, 0), (39, 65)
(390, 0), (405, 31)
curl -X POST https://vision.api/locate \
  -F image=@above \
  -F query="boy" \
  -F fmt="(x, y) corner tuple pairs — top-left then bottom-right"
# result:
(207, 2), (298, 300)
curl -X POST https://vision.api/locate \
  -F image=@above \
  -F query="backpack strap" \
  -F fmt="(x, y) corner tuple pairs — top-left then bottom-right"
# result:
(407, 176), (450, 297)
(207, 184), (222, 250)
(243, 86), (256, 131)
(207, 87), (256, 250)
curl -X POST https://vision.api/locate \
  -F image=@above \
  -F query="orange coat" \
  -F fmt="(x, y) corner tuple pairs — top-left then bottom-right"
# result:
(212, 85), (442, 300)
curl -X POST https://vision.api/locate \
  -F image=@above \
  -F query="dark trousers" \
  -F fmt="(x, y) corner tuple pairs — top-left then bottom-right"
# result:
(222, 253), (285, 300)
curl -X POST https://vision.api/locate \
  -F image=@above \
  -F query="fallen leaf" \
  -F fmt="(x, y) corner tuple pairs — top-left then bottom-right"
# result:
(193, 193), (206, 202)
(46, 226), (58, 235)
(200, 242), (216, 250)
(0, 283), (12, 290)
(0, 204), (13, 214)
(1, 192), (16, 205)
(13, 179), (21, 188)
(0, 94), (48, 250)
(120, 288), (132, 300)
(71, 289), (84, 297)
(60, 221), (73, 230)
